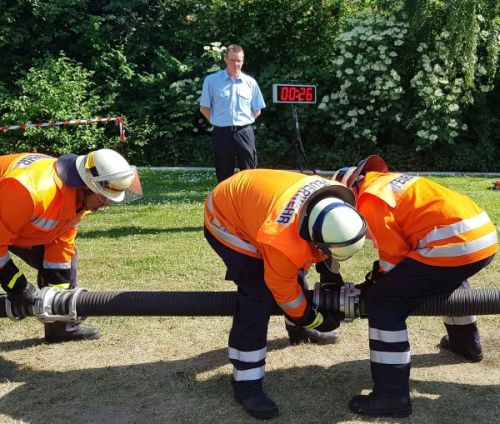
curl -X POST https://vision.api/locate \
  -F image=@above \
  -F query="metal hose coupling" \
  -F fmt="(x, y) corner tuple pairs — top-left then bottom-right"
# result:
(313, 282), (362, 322)
(32, 287), (87, 323)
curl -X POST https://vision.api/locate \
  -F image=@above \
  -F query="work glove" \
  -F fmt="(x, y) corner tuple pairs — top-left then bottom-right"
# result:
(286, 305), (340, 345)
(7, 281), (36, 309)
(1, 259), (36, 308)
(316, 313), (340, 332)
(304, 310), (340, 344)
(316, 259), (343, 286)
(355, 260), (382, 295)
(297, 268), (308, 289)
(366, 260), (382, 283)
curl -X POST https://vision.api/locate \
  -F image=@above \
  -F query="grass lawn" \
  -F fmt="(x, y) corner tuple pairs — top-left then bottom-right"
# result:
(0, 169), (499, 424)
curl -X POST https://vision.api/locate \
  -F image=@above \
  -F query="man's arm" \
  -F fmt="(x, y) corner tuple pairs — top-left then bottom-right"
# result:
(200, 106), (211, 121)
(199, 76), (212, 122)
(251, 81), (266, 121)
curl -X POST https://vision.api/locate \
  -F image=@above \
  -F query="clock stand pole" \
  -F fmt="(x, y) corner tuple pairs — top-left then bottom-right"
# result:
(272, 104), (316, 174)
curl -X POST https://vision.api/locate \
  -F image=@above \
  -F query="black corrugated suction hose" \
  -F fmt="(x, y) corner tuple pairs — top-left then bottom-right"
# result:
(1, 288), (499, 319)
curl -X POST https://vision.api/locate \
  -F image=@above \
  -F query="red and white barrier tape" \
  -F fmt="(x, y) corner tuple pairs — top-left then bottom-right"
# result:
(0, 116), (126, 141)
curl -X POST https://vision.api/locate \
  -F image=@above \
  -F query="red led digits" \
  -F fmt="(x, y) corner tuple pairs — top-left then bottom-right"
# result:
(280, 86), (289, 100)
(273, 84), (317, 104)
(305, 87), (313, 101)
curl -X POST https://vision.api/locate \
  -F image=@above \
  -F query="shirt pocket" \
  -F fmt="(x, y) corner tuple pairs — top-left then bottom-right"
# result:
(237, 86), (252, 109)
(215, 88), (231, 110)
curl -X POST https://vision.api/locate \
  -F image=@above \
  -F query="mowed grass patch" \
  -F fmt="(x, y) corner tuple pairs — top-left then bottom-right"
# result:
(0, 170), (498, 424)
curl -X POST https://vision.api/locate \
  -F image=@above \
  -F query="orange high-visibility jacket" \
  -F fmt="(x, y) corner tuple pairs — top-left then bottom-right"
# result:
(0, 153), (86, 273)
(357, 172), (498, 272)
(204, 169), (345, 320)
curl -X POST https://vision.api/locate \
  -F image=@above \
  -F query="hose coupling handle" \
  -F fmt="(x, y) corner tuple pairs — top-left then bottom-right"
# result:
(33, 287), (87, 323)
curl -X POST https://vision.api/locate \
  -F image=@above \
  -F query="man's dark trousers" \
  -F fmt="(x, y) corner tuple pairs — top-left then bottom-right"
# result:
(212, 125), (257, 182)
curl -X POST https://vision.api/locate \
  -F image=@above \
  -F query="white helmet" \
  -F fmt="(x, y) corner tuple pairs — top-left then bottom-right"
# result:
(308, 197), (366, 261)
(76, 149), (142, 204)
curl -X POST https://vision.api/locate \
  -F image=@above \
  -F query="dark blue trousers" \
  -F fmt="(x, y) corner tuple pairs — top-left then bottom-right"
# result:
(205, 228), (273, 382)
(211, 126), (257, 182)
(8, 245), (78, 288)
(366, 255), (494, 397)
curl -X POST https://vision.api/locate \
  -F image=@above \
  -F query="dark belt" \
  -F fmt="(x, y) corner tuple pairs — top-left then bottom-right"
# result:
(215, 124), (250, 132)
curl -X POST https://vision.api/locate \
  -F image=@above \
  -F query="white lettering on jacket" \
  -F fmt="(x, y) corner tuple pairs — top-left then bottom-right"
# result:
(276, 179), (329, 224)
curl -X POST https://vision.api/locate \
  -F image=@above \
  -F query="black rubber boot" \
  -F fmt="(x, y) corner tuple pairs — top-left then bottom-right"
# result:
(439, 335), (483, 362)
(45, 322), (101, 343)
(349, 393), (412, 418)
(232, 379), (279, 420)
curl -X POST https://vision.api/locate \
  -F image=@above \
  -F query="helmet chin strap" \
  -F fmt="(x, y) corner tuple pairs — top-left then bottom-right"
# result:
(316, 247), (341, 273)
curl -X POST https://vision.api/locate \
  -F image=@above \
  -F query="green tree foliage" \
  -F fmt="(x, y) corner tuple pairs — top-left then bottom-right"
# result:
(0, 0), (498, 170)
(0, 55), (106, 155)
(405, 0), (499, 89)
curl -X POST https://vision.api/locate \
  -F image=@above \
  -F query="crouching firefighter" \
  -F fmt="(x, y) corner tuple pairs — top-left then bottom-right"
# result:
(332, 155), (497, 418)
(204, 169), (366, 420)
(0, 149), (142, 342)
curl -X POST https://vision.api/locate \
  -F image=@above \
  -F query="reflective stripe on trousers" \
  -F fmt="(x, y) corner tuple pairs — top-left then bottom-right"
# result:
(7, 245), (78, 288)
(442, 280), (480, 349)
(205, 228), (274, 382)
(229, 347), (266, 381)
(366, 256), (493, 397)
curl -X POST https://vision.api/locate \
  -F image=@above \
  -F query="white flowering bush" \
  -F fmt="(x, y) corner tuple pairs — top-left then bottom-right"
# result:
(320, 10), (498, 159)
(409, 34), (468, 150)
(319, 12), (408, 146)
(408, 13), (498, 151)
(201, 41), (226, 73)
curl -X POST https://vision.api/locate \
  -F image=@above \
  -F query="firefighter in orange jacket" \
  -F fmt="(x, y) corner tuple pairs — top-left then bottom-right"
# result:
(204, 169), (367, 420)
(332, 156), (497, 418)
(0, 149), (142, 342)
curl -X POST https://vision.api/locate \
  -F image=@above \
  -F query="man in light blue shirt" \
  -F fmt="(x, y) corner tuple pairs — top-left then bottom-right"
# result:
(200, 44), (266, 182)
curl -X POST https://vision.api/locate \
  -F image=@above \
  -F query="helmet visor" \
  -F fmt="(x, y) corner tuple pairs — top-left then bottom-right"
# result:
(89, 166), (143, 205)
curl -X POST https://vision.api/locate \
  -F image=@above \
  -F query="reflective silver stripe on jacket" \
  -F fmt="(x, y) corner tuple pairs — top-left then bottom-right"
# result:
(31, 217), (59, 231)
(43, 260), (71, 269)
(277, 291), (305, 311)
(417, 231), (497, 258)
(379, 259), (396, 272)
(228, 347), (267, 363)
(417, 212), (492, 247)
(370, 350), (411, 364)
(443, 315), (477, 325)
(205, 194), (260, 256)
(369, 328), (408, 343)
(233, 366), (265, 381)
(0, 253), (11, 267)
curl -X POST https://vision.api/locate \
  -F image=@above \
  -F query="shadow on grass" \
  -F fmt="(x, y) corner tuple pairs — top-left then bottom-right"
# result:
(77, 225), (203, 239)
(0, 337), (498, 424)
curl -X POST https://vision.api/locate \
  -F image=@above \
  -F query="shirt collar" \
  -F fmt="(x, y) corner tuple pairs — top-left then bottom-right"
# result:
(224, 69), (242, 82)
